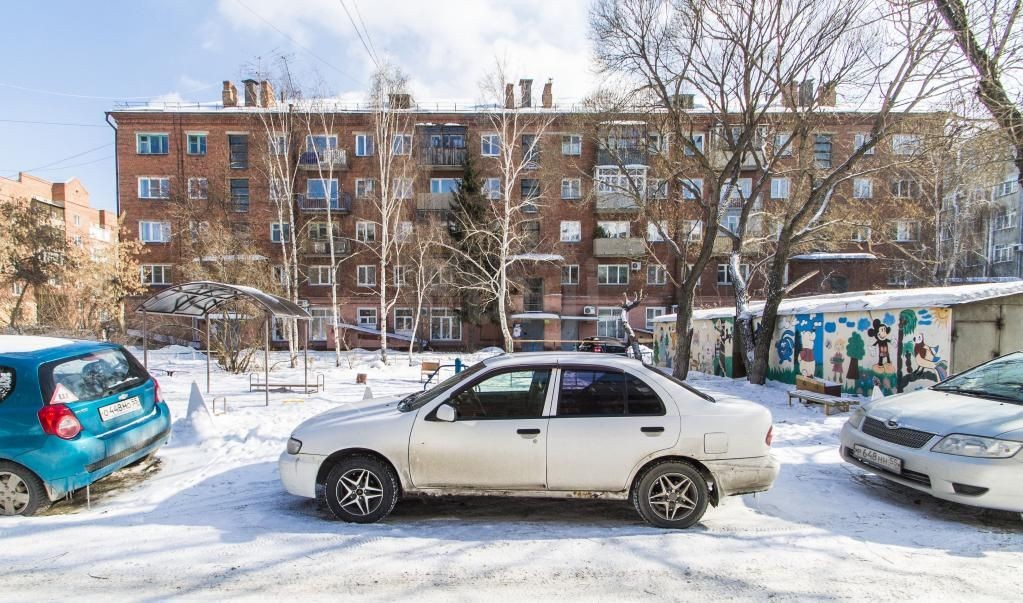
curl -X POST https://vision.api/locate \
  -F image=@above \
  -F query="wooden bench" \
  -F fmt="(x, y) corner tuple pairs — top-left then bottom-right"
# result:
(787, 389), (860, 416)
(420, 360), (441, 382)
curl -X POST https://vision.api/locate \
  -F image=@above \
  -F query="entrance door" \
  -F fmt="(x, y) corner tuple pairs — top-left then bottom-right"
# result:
(560, 320), (578, 351)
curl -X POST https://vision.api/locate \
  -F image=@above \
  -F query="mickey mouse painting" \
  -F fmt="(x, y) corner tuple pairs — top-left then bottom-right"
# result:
(867, 318), (893, 371)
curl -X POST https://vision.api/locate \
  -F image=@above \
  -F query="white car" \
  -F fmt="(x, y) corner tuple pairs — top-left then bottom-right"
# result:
(841, 352), (1023, 512)
(279, 352), (778, 528)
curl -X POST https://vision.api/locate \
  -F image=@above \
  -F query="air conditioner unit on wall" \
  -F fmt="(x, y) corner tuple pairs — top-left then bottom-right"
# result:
(583, 306), (597, 316)
(630, 262), (643, 271)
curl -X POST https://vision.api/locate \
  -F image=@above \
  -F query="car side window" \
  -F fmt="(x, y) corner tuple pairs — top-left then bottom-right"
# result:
(557, 370), (665, 416)
(0, 366), (14, 403)
(447, 369), (550, 420)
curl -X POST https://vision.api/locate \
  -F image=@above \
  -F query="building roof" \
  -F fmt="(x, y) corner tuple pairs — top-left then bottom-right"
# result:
(790, 252), (877, 261)
(136, 281), (311, 319)
(653, 281), (1023, 323)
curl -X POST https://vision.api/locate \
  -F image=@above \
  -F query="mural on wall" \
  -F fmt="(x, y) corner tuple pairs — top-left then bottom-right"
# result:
(688, 317), (734, 376)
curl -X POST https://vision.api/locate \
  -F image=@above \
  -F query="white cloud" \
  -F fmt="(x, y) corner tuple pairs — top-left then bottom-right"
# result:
(213, 0), (597, 103)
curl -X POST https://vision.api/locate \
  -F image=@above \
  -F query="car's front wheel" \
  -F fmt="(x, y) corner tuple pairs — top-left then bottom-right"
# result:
(632, 460), (709, 529)
(0, 462), (48, 517)
(323, 455), (399, 523)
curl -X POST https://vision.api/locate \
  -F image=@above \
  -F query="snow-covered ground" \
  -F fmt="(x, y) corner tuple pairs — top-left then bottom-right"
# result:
(1, 347), (1021, 601)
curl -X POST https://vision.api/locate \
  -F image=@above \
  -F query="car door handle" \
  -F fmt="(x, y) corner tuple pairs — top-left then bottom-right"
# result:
(517, 428), (541, 435)
(641, 426), (665, 433)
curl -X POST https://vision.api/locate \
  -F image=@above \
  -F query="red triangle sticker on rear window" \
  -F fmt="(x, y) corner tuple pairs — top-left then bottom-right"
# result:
(50, 383), (79, 404)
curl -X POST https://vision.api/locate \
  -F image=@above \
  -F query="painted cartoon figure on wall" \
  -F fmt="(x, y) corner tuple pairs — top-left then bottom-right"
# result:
(830, 338), (845, 382)
(867, 318), (894, 372)
(712, 318), (732, 377)
(912, 333), (948, 380)
(798, 329), (817, 377)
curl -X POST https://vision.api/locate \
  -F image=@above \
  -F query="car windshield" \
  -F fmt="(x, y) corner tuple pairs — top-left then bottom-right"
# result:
(932, 352), (1023, 405)
(39, 346), (149, 404)
(398, 361), (487, 412)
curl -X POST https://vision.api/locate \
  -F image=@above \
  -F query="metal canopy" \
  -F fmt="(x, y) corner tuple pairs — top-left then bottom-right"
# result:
(136, 281), (311, 319)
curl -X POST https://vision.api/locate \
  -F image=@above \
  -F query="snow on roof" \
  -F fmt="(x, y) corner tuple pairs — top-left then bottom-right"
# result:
(653, 281), (1023, 323)
(790, 252), (877, 261)
(0, 335), (76, 354)
(192, 255), (268, 262)
(509, 253), (564, 262)
(509, 313), (561, 320)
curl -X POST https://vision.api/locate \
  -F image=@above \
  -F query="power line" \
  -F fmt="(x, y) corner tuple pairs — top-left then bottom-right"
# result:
(339, 0), (380, 69)
(351, 0), (379, 64)
(0, 118), (107, 128)
(0, 81), (215, 101)
(10, 154), (114, 173)
(4, 142), (113, 178)
(233, 0), (357, 81)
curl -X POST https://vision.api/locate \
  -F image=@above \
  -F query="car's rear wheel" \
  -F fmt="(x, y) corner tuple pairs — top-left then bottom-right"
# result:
(0, 462), (48, 517)
(323, 455), (399, 523)
(632, 461), (709, 529)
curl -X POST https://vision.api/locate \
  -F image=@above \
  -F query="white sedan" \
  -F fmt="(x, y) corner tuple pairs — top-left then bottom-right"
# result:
(841, 352), (1023, 512)
(280, 352), (778, 528)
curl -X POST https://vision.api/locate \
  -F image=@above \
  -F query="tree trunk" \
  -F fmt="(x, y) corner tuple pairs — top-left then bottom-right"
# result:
(729, 252), (757, 378)
(671, 304), (695, 379)
(896, 320), (906, 393)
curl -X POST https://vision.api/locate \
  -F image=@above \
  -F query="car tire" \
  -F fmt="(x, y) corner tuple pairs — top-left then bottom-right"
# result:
(0, 462), (49, 517)
(323, 454), (399, 523)
(632, 460), (709, 529)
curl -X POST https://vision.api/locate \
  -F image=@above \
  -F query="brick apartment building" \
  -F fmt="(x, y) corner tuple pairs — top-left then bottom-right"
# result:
(107, 78), (939, 351)
(0, 172), (115, 326)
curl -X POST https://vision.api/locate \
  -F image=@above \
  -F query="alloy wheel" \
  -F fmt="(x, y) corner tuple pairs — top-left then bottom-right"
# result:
(334, 468), (384, 516)
(647, 472), (698, 522)
(0, 471), (31, 516)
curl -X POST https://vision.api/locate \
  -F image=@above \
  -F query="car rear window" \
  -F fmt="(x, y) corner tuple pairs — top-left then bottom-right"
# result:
(38, 347), (149, 404)
(557, 370), (665, 416)
(0, 367), (14, 403)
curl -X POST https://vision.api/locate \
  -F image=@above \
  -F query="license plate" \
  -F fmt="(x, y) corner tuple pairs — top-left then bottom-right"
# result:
(99, 396), (142, 421)
(853, 444), (902, 474)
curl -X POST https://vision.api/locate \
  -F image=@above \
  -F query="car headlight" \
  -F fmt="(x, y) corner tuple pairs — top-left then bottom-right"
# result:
(931, 434), (1022, 458)
(848, 406), (867, 429)
(286, 437), (303, 455)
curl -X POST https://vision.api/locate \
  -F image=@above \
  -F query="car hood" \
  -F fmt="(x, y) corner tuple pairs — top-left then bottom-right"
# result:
(866, 389), (1023, 438)
(293, 394), (405, 436)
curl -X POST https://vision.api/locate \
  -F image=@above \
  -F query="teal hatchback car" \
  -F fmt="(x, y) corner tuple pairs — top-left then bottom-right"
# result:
(0, 336), (171, 516)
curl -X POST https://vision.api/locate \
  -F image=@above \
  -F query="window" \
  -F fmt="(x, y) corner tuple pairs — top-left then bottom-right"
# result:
(993, 244), (1014, 264)
(645, 307), (666, 330)
(994, 208), (1017, 230)
(0, 366), (13, 403)
(597, 221), (629, 238)
(139, 221), (171, 243)
(136, 133), (169, 155)
(188, 220), (209, 242)
(853, 178), (873, 199)
(71, 214), (81, 227)
(561, 264), (579, 285)
(853, 133), (874, 155)
(230, 178), (249, 212)
(681, 177), (703, 200)
(391, 134), (412, 156)
(597, 307), (624, 338)
(647, 221), (667, 242)
(683, 220), (703, 241)
(721, 178), (753, 203)
(395, 178), (414, 199)
(647, 133), (667, 154)
(355, 178), (376, 198)
(562, 134), (582, 155)
(272, 265), (287, 285)
(522, 134), (539, 166)
(814, 134), (832, 168)
(355, 134), (375, 156)
(894, 220), (920, 242)
(430, 308), (461, 340)
(394, 308), (414, 333)
(521, 178), (540, 200)
(891, 179), (919, 198)
(270, 222), (291, 242)
(393, 265), (409, 286)
(887, 267), (910, 287)
(770, 177), (790, 199)
(557, 371), (664, 416)
(138, 177), (170, 199)
(522, 221), (540, 246)
(648, 178), (668, 199)
(996, 180), (1019, 197)
(396, 221), (412, 242)
(484, 177), (501, 199)
(356, 221), (377, 243)
(773, 133), (792, 156)
(309, 265), (334, 286)
(684, 133), (705, 156)
(140, 264), (171, 285)
(186, 133), (207, 155)
(357, 265), (377, 287)
(892, 134), (922, 156)
(270, 134), (288, 156)
(717, 263), (750, 285)
(647, 264), (667, 285)
(430, 178), (459, 194)
(561, 178), (582, 199)
(306, 134), (337, 154)
(307, 178), (339, 201)
(357, 308), (378, 327)
(596, 166), (646, 195)
(597, 264), (629, 285)
(228, 134), (248, 169)
(309, 308), (331, 341)
(448, 369), (550, 419)
(851, 225), (871, 242)
(187, 177), (208, 200)
(481, 133), (500, 157)
(560, 221), (581, 242)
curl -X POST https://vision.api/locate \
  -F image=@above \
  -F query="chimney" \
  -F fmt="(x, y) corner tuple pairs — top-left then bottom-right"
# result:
(505, 83), (515, 109)
(541, 79), (553, 109)
(797, 79), (816, 107)
(816, 81), (837, 107)
(242, 79), (259, 107)
(259, 80), (275, 108)
(222, 81), (238, 107)
(388, 93), (412, 109)
(519, 78), (533, 108)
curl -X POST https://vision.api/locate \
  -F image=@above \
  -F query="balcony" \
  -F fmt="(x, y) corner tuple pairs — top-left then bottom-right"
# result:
(595, 192), (640, 213)
(301, 237), (352, 257)
(597, 148), (648, 166)
(711, 149), (762, 170)
(593, 237), (646, 257)
(297, 192), (352, 213)
(421, 147), (467, 169)
(416, 192), (454, 212)
(298, 148), (348, 170)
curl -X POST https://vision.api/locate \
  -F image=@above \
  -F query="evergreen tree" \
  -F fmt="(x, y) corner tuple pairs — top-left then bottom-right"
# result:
(448, 155), (498, 345)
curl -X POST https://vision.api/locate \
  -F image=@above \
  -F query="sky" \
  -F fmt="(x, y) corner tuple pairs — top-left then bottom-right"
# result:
(0, 0), (596, 212)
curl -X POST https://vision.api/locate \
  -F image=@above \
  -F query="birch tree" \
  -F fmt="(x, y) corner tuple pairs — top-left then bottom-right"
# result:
(404, 217), (451, 365)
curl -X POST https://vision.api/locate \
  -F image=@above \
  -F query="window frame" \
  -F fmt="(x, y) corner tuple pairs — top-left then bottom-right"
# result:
(355, 133), (375, 157)
(186, 133), (207, 156)
(561, 264), (580, 285)
(139, 221), (171, 243)
(357, 264), (377, 287)
(136, 133), (169, 155)
(597, 264), (630, 285)
(560, 220), (581, 242)
(554, 368), (666, 417)
(187, 177), (208, 200)
(138, 176), (170, 199)
(561, 178), (582, 199)
(140, 264), (172, 286)
(561, 134), (582, 156)
(480, 133), (500, 157)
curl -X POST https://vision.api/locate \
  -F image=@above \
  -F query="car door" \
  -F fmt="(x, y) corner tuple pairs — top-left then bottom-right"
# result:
(409, 367), (553, 490)
(546, 367), (680, 492)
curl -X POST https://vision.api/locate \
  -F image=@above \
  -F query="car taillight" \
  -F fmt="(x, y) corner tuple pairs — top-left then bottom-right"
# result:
(153, 378), (163, 403)
(38, 404), (82, 440)
(765, 425), (774, 447)
(594, 346), (602, 352)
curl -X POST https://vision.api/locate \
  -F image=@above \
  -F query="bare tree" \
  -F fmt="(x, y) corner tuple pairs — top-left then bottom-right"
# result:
(403, 217), (451, 365)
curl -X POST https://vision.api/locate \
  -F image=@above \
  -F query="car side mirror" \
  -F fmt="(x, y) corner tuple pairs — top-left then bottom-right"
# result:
(435, 403), (456, 422)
